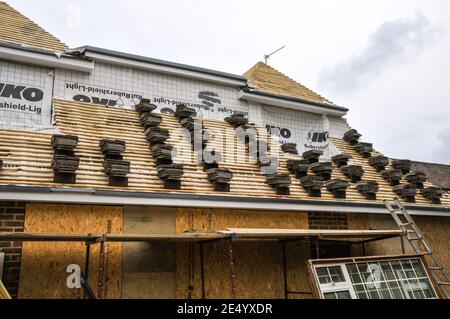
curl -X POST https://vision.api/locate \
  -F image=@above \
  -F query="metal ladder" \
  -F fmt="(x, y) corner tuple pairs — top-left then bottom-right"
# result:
(384, 198), (450, 299)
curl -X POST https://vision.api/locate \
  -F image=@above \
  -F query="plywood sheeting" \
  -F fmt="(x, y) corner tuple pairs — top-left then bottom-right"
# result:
(414, 216), (450, 282)
(175, 208), (311, 299)
(18, 204), (123, 299)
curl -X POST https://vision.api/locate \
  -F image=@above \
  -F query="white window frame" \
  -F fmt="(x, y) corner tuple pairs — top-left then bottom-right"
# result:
(313, 263), (357, 299)
(311, 256), (438, 300)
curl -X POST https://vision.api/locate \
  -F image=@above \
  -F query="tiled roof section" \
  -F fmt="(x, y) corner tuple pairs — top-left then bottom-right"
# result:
(410, 161), (450, 190)
(244, 62), (333, 104)
(0, 98), (448, 209)
(0, 1), (67, 52)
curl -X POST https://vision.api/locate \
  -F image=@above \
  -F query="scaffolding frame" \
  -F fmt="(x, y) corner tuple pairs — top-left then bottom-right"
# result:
(0, 229), (404, 299)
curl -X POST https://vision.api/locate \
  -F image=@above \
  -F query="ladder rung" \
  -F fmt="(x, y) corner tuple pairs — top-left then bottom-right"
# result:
(438, 282), (450, 286)
(408, 237), (422, 241)
(400, 222), (413, 227)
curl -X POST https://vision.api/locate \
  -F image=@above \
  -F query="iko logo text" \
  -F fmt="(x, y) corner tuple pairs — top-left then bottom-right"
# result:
(0, 83), (44, 102)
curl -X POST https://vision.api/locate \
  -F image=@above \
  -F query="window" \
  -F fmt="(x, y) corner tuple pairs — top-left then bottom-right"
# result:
(311, 256), (438, 299)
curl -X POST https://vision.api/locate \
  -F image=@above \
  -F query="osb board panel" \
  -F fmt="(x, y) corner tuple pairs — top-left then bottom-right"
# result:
(18, 204), (123, 299)
(175, 208), (310, 299)
(347, 214), (408, 257)
(0, 98), (447, 210)
(285, 242), (313, 299)
(414, 216), (450, 281)
(176, 208), (309, 233)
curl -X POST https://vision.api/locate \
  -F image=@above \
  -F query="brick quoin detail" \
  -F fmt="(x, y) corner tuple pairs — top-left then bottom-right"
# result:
(0, 202), (25, 299)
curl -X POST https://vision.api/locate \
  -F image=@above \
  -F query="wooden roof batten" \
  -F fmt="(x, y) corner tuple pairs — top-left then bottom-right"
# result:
(0, 98), (448, 211)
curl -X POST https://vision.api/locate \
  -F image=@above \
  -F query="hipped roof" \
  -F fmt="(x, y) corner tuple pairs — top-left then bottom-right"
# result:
(244, 62), (333, 105)
(0, 1), (67, 52)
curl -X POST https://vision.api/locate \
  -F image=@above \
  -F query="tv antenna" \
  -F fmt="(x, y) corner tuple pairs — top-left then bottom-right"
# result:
(264, 45), (286, 64)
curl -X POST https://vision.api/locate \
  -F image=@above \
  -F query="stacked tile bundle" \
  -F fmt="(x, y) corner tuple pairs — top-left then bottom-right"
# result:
(356, 180), (379, 200)
(393, 184), (417, 203)
(302, 150), (323, 164)
(225, 113), (249, 129)
(331, 154), (353, 168)
(157, 164), (185, 189)
(281, 143), (299, 155)
(404, 171), (427, 189)
(391, 159), (411, 175)
(341, 165), (364, 183)
(343, 129), (362, 145)
(353, 142), (374, 159)
(51, 135), (80, 184)
(368, 156), (389, 172)
(135, 99), (184, 190)
(310, 162), (333, 181)
(287, 159), (310, 179)
(421, 187), (446, 204)
(266, 173), (292, 195)
(325, 179), (350, 199)
(300, 176), (324, 197)
(207, 168), (234, 192)
(146, 127), (170, 148)
(381, 169), (403, 186)
(343, 129), (373, 158)
(99, 139), (130, 187)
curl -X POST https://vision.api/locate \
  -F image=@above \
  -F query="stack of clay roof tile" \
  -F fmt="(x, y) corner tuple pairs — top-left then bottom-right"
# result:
(287, 159), (310, 179)
(136, 99), (184, 189)
(300, 176), (324, 197)
(281, 143), (299, 155)
(100, 139), (130, 187)
(325, 179), (350, 199)
(207, 168), (234, 192)
(51, 135), (80, 184)
(332, 154), (353, 168)
(266, 173), (292, 195)
(356, 180), (379, 200)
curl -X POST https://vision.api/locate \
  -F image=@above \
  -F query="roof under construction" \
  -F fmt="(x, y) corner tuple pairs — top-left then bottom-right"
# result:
(0, 98), (448, 212)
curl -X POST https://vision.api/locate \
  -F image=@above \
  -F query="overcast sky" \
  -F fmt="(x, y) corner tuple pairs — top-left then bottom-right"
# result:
(7, 0), (450, 164)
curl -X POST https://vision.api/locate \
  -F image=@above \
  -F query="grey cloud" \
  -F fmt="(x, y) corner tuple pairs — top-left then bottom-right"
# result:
(319, 12), (442, 94)
(432, 126), (450, 164)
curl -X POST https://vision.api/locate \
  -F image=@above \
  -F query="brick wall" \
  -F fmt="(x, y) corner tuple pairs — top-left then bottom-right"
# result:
(308, 212), (348, 230)
(308, 212), (351, 259)
(0, 202), (25, 298)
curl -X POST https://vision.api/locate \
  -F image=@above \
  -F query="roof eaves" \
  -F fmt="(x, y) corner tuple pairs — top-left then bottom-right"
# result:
(241, 87), (349, 113)
(68, 45), (248, 84)
(0, 185), (448, 217)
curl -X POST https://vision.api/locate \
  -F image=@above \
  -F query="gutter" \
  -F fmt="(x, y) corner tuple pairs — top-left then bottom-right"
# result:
(239, 87), (349, 117)
(0, 42), (94, 73)
(67, 46), (248, 87)
(0, 185), (448, 217)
